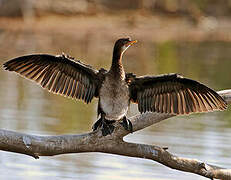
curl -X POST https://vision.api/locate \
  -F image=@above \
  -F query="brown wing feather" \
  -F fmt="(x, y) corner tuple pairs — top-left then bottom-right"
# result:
(129, 73), (227, 115)
(3, 54), (100, 104)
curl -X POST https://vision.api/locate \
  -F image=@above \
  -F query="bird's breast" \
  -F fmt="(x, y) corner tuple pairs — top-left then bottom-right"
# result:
(99, 76), (129, 120)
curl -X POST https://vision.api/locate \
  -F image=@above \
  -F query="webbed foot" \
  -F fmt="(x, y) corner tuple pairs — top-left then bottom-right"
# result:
(102, 119), (115, 136)
(92, 117), (116, 136)
(92, 118), (103, 131)
(120, 116), (133, 133)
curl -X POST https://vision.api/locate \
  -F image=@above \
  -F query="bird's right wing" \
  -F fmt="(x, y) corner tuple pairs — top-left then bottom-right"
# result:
(3, 54), (100, 103)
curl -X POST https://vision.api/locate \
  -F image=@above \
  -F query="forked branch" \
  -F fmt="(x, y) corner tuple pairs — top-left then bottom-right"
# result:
(0, 90), (231, 179)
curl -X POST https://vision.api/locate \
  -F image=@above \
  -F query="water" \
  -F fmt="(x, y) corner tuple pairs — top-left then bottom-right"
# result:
(0, 31), (231, 179)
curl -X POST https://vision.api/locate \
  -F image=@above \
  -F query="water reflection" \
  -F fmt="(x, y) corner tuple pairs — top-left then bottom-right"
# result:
(0, 31), (231, 179)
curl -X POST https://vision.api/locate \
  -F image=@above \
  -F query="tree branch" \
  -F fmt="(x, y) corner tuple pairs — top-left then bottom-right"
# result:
(1, 89), (231, 179)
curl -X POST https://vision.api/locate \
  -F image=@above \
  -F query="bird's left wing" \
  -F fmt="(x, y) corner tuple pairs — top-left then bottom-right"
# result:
(3, 54), (100, 103)
(128, 73), (227, 115)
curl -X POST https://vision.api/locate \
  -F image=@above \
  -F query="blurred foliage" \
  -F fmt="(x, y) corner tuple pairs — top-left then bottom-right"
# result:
(1, 0), (231, 19)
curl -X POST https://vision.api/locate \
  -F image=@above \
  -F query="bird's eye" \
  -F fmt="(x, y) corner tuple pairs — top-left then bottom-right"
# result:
(124, 39), (131, 45)
(126, 37), (131, 41)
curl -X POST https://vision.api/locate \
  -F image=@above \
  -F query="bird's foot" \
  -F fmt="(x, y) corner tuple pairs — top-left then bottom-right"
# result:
(92, 118), (116, 136)
(92, 118), (103, 131)
(120, 117), (133, 133)
(102, 119), (115, 136)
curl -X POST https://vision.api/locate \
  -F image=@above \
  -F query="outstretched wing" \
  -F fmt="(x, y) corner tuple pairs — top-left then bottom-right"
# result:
(129, 73), (227, 115)
(3, 54), (100, 103)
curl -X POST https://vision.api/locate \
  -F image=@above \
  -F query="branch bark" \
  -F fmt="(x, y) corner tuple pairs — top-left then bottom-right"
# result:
(1, 89), (231, 179)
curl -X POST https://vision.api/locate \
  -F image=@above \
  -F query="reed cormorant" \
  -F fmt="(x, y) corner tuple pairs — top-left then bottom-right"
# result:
(3, 38), (227, 136)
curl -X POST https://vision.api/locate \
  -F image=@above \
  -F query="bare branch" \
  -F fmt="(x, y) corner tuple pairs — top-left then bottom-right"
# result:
(0, 89), (231, 179)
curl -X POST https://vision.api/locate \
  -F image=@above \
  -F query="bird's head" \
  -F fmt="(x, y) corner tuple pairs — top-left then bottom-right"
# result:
(113, 37), (137, 56)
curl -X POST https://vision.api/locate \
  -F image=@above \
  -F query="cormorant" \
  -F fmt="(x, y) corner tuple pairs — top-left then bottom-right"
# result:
(3, 38), (227, 136)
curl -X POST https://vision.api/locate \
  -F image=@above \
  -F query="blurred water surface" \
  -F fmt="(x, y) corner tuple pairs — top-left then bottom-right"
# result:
(0, 31), (231, 180)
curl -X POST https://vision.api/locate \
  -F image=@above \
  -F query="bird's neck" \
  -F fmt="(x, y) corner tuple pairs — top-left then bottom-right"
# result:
(110, 50), (125, 80)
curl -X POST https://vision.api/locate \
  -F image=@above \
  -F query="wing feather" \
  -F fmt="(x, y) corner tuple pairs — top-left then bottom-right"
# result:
(129, 73), (227, 115)
(3, 54), (100, 103)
